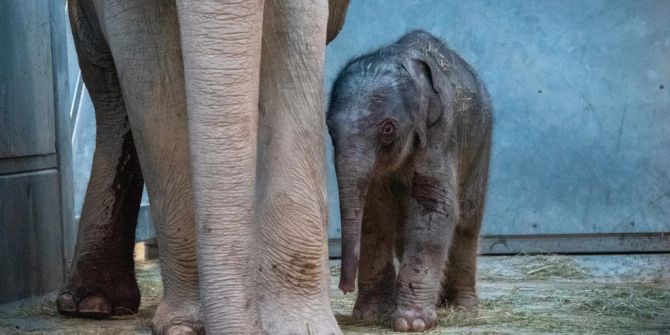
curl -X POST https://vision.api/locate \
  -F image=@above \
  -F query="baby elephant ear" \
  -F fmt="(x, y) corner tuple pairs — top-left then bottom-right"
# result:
(402, 57), (449, 148)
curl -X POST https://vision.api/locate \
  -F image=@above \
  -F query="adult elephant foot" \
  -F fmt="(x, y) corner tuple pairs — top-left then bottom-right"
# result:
(57, 264), (140, 318)
(259, 294), (341, 335)
(391, 305), (437, 332)
(152, 298), (203, 335)
(262, 312), (341, 334)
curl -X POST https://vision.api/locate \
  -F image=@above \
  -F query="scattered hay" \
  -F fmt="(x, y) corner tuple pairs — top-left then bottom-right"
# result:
(0, 294), (58, 320)
(478, 254), (592, 281)
(330, 256), (667, 335)
(334, 283), (669, 334)
(437, 282), (670, 334)
(573, 285), (670, 321)
(516, 255), (591, 280)
(134, 261), (163, 320)
(2, 256), (668, 335)
(0, 262), (163, 335)
(336, 315), (389, 334)
(330, 263), (342, 278)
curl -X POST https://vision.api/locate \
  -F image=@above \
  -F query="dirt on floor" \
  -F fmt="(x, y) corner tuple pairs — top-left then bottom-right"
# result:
(1, 255), (668, 335)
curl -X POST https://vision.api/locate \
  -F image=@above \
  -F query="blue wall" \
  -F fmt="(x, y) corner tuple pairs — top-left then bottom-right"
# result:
(325, 0), (670, 236)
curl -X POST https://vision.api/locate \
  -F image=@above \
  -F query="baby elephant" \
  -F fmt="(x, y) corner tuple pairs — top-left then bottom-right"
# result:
(327, 30), (492, 332)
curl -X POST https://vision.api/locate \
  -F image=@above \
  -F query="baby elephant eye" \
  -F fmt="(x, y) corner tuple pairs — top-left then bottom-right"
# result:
(378, 119), (397, 145)
(382, 122), (394, 134)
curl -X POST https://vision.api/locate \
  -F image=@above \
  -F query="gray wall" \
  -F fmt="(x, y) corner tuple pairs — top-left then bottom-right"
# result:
(325, 0), (670, 237)
(1, 0), (74, 303)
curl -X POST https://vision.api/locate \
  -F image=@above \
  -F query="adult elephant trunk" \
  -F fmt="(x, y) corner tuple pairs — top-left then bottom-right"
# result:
(336, 154), (372, 293)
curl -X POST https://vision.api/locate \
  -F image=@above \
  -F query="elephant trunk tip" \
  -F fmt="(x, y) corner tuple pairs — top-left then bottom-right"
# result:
(338, 280), (356, 294)
(338, 252), (358, 294)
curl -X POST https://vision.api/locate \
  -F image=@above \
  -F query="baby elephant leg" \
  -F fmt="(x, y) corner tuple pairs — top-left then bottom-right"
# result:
(441, 224), (481, 310)
(393, 171), (458, 332)
(354, 183), (397, 321)
(442, 152), (489, 310)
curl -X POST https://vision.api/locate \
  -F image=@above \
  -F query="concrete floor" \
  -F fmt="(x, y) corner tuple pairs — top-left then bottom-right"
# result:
(1, 255), (668, 334)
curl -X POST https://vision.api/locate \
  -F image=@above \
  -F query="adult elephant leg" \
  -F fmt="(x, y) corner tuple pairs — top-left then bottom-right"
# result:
(94, 1), (201, 334)
(176, 1), (264, 334)
(256, 1), (340, 333)
(57, 0), (143, 318)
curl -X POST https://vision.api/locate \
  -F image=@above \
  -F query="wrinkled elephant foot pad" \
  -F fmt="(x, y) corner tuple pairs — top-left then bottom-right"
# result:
(57, 292), (135, 318)
(392, 306), (437, 332)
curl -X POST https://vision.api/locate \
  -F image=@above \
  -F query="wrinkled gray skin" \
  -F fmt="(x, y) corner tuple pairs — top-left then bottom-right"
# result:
(327, 31), (493, 332)
(57, 0), (349, 334)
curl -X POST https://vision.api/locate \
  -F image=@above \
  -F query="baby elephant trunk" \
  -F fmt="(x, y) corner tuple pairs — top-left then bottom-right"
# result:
(338, 184), (365, 293)
(336, 162), (370, 293)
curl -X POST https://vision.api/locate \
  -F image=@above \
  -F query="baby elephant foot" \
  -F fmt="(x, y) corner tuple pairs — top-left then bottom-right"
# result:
(57, 267), (140, 318)
(391, 305), (437, 332)
(442, 287), (479, 312)
(451, 296), (479, 313)
(151, 299), (203, 335)
(352, 295), (394, 321)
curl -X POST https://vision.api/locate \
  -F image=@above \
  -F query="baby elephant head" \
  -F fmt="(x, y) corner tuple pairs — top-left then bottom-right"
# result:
(327, 47), (451, 293)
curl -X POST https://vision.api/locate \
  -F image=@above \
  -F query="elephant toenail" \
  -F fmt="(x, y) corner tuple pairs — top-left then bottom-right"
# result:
(411, 318), (426, 331)
(394, 317), (410, 332)
(56, 293), (77, 315)
(352, 309), (362, 320)
(167, 325), (198, 335)
(78, 294), (112, 318)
